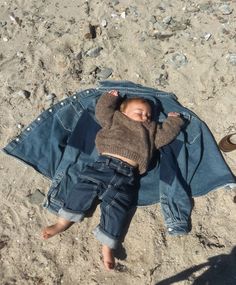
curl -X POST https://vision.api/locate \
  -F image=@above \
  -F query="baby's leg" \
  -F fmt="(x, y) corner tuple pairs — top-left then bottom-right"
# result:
(102, 244), (115, 270)
(42, 217), (74, 239)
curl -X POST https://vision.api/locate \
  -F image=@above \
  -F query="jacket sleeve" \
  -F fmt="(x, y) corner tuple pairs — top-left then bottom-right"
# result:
(155, 116), (184, 149)
(95, 92), (121, 128)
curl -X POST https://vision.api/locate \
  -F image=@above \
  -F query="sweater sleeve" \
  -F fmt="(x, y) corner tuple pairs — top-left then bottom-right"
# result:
(95, 92), (121, 128)
(155, 116), (184, 149)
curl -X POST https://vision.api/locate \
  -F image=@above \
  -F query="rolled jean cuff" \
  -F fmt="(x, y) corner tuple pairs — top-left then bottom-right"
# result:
(166, 221), (191, 236)
(93, 226), (119, 249)
(58, 208), (84, 222)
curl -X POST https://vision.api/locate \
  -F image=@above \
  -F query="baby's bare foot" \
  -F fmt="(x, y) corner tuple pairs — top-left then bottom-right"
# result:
(42, 218), (73, 239)
(102, 245), (115, 270)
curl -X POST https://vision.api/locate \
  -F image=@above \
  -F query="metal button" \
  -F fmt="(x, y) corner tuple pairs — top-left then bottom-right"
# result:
(73, 95), (76, 99)
(49, 109), (52, 112)
(60, 102), (64, 106)
(15, 138), (19, 142)
(37, 117), (41, 121)
(86, 90), (90, 94)
(27, 127), (31, 131)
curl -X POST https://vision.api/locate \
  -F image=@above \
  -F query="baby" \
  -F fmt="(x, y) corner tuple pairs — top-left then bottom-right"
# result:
(42, 90), (184, 270)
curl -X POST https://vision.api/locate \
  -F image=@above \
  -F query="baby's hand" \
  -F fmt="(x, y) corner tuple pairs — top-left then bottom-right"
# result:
(108, 90), (119, 97)
(168, 112), (181, 117)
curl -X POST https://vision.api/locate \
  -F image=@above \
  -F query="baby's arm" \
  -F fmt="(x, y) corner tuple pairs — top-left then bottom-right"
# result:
(155, 112), (184, 149)
(95, 90), (120, 128)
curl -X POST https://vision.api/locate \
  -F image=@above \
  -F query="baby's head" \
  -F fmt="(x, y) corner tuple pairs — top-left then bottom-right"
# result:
(120, 98), (152, 122)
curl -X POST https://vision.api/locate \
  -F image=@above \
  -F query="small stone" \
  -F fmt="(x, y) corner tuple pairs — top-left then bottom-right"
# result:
(96, 68), (113, 79)
(45, 93), (56, 101)
(186, 6), (200, 13)
(153, 21), (166, 31)
(0, 239), (9, 250)
(16, 51), (24, 58)
(170, 52), (188, 68)
(17, 90), (31, 99)
(17, 123), (23, 129)
(139, 31), (148, 42)
(111, 0), (119, 5)
(27, 189), (45, 205)
(163, 16), (172, 25)
(0, 21), (7, 27)
(87, 24), (97, 39)
(9, 13), (22, 26)
(226, 53), (236, 65)
(120, 12), (126, 19)
(2, 36), (9, 42)
(219, 4), (233, 15)
(203, 32), (212, 41)
(155, 71), (169, 87)
(101, 19), (107, 27)
(154, 31), (174, 40)
(87, 64), (98, 74)
(85, 47), (103, 57)
(111, 13), (118, 18)
(150, 16), (157, 24)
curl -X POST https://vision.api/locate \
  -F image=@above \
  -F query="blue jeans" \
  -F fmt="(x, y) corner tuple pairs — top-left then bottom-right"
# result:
(56, 155), (138, 249)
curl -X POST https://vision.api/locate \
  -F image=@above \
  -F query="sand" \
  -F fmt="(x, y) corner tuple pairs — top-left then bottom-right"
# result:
(0, 0), (236, 284)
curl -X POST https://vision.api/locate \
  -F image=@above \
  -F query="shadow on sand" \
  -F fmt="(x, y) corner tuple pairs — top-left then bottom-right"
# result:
(155, 246), (236, 285)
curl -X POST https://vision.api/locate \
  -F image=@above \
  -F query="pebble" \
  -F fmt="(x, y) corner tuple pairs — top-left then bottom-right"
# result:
(96, 68), (113, 79)
(226, 53), (236, 65)
(87, 64), (98, 74)
(170, 52), (188, 68)
(186, 6), (200, 13)
(153, 21), (167, 31)
(45, 93), (56, 101)
(111, 13), (118, 18)
(17, 90), (31, 99)
(163, 16), (172, 25)
(120, 12), (126, 19)
(219, 4), (233, 15)
(154, 31), (174, 40)
(170, 19), (190, 32)
(155, 71), (169, 87)
(202, 32), (212, 41)
(27, 189), (45, 205)
(101, 19), (107, 27)
(0, 21), (7, 27)
(150, 16), (157, 24)
(9, 13), (22, 26)
(84, 24), (97, 39)
(16, 51), (24, 58)
(2, 36), (9, 42)
(111, 0), (119, 5)
(85, 47), (103, 57)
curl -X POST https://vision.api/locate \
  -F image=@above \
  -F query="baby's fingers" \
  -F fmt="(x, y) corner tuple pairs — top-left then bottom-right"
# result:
(108, 90), (119, 96)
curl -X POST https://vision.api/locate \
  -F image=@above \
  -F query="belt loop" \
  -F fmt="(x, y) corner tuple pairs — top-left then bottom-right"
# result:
(105, 158), (110, 166)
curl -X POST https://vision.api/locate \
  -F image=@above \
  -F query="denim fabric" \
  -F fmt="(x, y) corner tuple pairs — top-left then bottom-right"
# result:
(2, 81), (236, 236)
(56, 155), (138, 249)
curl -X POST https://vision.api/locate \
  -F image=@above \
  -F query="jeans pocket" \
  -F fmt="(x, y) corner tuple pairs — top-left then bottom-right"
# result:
(56, 102), (81, 132)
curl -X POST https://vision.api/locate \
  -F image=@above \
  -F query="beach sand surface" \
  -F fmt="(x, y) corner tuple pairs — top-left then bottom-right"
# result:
(0, 0), (236, 284)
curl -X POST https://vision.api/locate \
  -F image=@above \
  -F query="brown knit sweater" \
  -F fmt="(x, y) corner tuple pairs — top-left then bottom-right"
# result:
(95, 92), (184, 174)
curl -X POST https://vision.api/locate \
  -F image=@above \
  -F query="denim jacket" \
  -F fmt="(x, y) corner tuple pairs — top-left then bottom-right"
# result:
(3, 81), (236, 235)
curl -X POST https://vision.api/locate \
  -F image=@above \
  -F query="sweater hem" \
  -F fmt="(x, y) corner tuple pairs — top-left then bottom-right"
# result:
(97, 145), (147, 174)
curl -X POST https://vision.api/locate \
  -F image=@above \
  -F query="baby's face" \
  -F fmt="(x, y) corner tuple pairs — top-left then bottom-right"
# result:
(122, 100), (152, 122)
